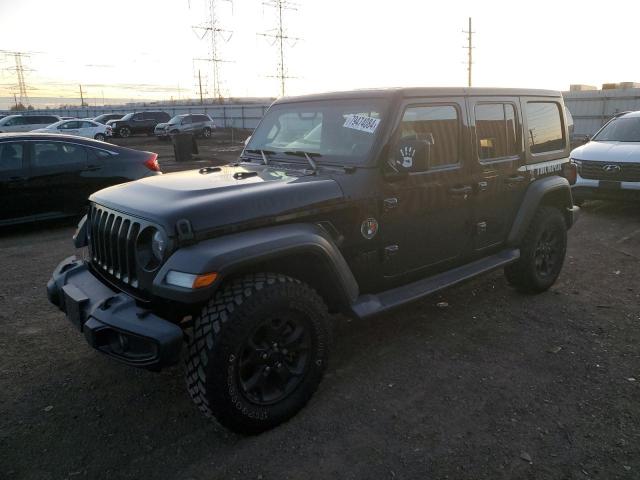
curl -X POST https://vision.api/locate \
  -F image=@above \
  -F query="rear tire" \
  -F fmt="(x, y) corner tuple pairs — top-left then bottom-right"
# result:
(185, 273), (330, 434)
(505, 206), (567, 293)
(119, 126), (131, 138)
(94, 133), (105, 141)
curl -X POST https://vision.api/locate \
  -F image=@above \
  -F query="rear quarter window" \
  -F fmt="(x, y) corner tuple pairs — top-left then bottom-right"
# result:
(526, 102), (565, 155)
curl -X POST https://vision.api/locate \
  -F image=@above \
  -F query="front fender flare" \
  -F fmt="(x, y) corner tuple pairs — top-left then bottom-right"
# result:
(151, 223), (359, 305)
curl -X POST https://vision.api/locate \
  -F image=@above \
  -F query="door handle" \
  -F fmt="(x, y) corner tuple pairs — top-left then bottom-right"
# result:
(505, 175), (526, 184)
(449, 185), (472, 196)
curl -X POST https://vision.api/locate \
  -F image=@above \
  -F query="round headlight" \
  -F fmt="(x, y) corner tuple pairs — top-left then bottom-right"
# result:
(151, 229), (167, 261)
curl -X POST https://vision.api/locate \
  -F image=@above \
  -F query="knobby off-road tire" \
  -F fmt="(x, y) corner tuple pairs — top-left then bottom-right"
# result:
(185, 273), (330, 434)
(505, 206), (567, 293)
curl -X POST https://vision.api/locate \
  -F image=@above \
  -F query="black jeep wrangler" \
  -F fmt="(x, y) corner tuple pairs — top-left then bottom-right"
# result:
(48, 88), (579, 434)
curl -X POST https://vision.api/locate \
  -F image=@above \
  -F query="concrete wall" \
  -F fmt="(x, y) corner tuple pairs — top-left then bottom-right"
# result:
(563, 88), (640, 136)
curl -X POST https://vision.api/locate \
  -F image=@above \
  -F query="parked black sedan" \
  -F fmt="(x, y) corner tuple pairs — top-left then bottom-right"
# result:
(0, 133), (161, 226)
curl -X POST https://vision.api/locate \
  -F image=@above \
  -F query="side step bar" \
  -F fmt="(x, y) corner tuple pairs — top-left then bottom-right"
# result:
(350, 248), (520, 319)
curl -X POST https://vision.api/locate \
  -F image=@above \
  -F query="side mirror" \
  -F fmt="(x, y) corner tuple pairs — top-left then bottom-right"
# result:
(244, 136), (251, 146)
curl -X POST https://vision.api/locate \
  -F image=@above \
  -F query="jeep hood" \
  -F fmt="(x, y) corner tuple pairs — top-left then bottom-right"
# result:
(572, 141), (640, 163)
(90, 163), (345, 234)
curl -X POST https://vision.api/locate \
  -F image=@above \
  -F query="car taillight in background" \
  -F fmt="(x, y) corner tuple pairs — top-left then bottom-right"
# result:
(562, 160), (578, 185)
(144, 153), (160, 172)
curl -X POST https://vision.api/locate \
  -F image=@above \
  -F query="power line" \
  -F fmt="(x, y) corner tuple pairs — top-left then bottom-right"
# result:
(258, 0), (301, 97)
(463, 17), (474, 87)
(0, 50), (36, 106)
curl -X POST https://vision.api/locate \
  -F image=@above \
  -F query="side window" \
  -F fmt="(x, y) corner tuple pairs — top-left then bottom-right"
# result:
(87, 148), (113, 163)
(132, 113), (144, 121)
(182, 116), (193, 124)
(0, 143), (24, 171)
(396, 105), (460, 171)
(80, 121), (96, 128)
(59, 121), (80, 130)
(475, 103), (519, 160)
(526, 102), (565, 154)
(33, 142), (87, 168)
(6, 117), (25, 126)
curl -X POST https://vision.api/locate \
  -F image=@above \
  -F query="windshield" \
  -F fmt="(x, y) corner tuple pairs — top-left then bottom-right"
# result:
(168, 115), (185, 124)
(245, 99), (389, 164)
(593, 117), (640, 142)
(45, 120), (65, 129)
(120, 113), (133, 121)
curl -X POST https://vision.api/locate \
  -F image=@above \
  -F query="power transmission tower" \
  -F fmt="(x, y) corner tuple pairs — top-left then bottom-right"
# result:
(463, 17), (474, 87)
(258, 0), (301, 97)
(192, 0), (233, 102)
(0, 51), (34, 106)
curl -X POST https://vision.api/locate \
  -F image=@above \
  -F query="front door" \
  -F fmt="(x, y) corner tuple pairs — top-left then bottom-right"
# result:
(468, 98), (528, 251)
(379, 99), (474, 278)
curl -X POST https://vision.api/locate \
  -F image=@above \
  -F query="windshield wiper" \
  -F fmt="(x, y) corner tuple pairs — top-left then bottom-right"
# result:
(244, 149), (275, 165)
(284, 151), (321, 172)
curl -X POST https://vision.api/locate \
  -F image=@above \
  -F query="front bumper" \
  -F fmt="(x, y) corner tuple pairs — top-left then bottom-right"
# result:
(572, 175), (640, 202)
(47, 256), (183, 370)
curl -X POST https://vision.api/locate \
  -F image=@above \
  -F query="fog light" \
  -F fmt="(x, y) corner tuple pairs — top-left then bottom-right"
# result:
(166, 271), (218, 289)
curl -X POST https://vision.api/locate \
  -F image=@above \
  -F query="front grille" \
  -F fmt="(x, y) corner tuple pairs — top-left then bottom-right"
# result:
(88, 204), (141, 288)
(579, 160), (640, 182)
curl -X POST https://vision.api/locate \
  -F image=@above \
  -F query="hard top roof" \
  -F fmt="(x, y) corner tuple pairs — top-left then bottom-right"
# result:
(274, 87), (562, 104)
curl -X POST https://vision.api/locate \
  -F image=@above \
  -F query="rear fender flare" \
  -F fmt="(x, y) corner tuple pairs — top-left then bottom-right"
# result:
(507, 176), (573, 246)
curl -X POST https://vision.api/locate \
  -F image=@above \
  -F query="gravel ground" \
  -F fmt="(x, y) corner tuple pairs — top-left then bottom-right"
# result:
(0, 168), (638, 480)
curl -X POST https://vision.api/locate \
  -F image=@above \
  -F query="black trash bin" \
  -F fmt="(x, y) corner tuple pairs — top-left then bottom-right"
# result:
(172, 133), (195, 162)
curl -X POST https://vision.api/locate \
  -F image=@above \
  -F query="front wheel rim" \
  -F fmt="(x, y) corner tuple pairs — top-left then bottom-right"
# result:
(237, 313), (312, 406)
(203, 128), (211, 137)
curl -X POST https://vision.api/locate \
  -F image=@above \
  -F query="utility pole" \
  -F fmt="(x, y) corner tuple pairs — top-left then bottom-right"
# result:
(463, 17), (474, 87)
(198, 69), (204, 104)
(258, 0), (301, 97)
(13, 93), (18, 109)
(79, 84), (86, 107)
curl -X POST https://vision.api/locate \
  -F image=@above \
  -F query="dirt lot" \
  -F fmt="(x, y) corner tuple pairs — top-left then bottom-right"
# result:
(1, 150), (639, 480)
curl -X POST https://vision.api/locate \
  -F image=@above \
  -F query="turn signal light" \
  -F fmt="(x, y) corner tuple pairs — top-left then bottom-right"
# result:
(166, 270), (218, 289)
(193, 272), (218, 288)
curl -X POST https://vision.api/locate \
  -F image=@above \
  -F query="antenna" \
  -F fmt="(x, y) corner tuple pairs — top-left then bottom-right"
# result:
(462, 17), (474, 87)
(258, 0), (301, 97)
(192, 0), (233, 102)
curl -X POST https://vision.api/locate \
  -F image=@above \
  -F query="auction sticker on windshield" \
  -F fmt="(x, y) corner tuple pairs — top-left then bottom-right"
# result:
(343, 114), (380, 134)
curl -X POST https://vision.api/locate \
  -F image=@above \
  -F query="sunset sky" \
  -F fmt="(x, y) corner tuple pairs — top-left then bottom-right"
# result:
(1, 0), (639, 109)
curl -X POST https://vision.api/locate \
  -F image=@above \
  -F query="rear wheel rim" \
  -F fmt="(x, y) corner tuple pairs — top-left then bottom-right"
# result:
(237, 312), (312, 406)
(534, 228), (560, 278)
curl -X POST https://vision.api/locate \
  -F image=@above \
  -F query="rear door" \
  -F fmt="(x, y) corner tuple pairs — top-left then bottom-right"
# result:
(58, 120), (81, 136)
(28, 141), (90, 215)
(379, 98), (474, 278)
(130, 112), (145, 133)
(468, 97), (528, 251)
(0, 141), (30, 223)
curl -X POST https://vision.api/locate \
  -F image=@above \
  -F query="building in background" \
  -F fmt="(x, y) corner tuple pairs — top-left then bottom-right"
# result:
(564, 83), (640, 137)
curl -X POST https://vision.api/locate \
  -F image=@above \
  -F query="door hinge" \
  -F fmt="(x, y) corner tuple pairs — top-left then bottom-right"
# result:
(383, 197), (399, 211)
(384, 244), (399, 259)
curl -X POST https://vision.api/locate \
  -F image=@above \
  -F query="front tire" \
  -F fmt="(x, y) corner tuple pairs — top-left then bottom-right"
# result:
(505, 206), (567, 293)
(94, 133), (106, 141)
(202, 127), (212, 138)
(119, 126), (131, 138)
(185, 273), (330, 434)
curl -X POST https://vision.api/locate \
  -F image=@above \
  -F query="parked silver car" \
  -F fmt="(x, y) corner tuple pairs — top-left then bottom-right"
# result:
(571, 110), (640, 203)
(154, 113), (216, 140)
(0, 114), (61, 133)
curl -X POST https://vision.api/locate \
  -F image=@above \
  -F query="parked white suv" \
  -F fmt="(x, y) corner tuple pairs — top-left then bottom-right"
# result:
(0, 114), (61, 133)
(571, 111), (640, 203)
